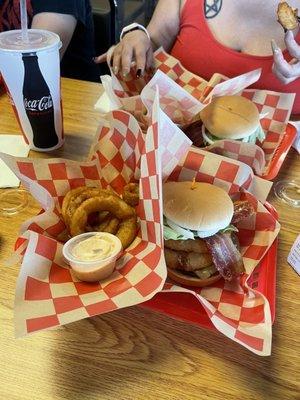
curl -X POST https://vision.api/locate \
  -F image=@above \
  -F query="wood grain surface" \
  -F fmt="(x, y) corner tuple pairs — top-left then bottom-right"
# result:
(0, 79), (299, 400)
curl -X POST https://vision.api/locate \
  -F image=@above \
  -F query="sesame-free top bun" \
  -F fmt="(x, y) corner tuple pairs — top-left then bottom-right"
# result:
(163, 181), (234, 231)
(200, 95), (260, 140)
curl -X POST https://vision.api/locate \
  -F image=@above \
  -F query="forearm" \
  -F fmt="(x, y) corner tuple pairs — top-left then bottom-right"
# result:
(31, 12), (77, 58)
(147, 0), (181, 51)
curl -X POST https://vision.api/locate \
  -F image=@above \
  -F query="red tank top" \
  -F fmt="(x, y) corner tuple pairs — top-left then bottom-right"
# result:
(171, 0), (300, 114)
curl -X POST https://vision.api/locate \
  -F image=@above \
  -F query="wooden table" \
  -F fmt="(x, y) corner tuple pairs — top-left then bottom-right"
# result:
(0, 78), (299, 400)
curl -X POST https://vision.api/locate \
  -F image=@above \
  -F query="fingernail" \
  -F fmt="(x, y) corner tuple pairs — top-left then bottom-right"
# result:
(113, 66), (118, 74)
(123, 69), (129, 77)
(136, 69), (142, 78)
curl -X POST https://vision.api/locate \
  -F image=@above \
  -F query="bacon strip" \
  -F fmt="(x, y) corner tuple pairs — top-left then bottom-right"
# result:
(181, 120), (204, 147)
(232, 200), (255, 225)
(204, 233), (245, 281)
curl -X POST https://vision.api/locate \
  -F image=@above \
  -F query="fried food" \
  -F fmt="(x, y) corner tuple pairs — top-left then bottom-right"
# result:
(164, 238), (208, 253)
(61, 185), (138, 249)
(62, 187), (117, 229)
(116, 215), (138, 249)
(277, 2), (299, 30)
(122, 183), (139, 207)
(86, 213), (120, 235)
(97, 215), (119, 234)
(164, 248), (213, 271)
(69, 194), (137, 248)
(61, 186), (87, 227)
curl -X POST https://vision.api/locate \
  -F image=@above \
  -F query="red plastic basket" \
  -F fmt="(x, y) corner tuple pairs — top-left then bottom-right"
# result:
(261, 123), (296, 181)
(141, 202), (278, 329)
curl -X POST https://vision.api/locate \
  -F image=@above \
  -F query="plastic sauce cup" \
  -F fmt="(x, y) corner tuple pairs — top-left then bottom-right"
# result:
(63, 232), (122, 282)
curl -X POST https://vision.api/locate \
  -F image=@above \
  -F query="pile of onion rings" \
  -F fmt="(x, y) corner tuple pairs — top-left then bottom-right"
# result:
(61, 186), (138, 249)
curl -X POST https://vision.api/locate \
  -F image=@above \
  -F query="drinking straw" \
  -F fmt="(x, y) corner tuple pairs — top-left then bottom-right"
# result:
(20, 0), (29, 43)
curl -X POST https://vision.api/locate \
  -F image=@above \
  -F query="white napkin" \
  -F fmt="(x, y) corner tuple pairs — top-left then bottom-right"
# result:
(288, 234), (300, 276)
(0, 135), (29, 187)
(94, 76), (122, 113)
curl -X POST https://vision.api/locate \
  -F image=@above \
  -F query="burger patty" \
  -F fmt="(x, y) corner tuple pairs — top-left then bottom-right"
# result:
(164, 238), (208, 253)
(164, 247), (213, 272)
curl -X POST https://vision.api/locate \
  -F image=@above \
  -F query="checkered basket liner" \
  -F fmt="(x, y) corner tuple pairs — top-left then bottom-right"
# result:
(102, 48), (295, 176)
(1, 91), (279, 354)
(162, 147), (280, 356)
(0, 91), (191, 338)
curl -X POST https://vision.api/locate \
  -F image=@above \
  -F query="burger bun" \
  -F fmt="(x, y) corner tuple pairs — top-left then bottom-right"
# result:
(200, 95), (260, 140)
(163, 181), (234, 232)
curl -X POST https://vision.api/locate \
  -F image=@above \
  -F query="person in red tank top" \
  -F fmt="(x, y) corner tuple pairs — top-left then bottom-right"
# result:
(99, 0), (300, 115)
(171, 0), (300, 113)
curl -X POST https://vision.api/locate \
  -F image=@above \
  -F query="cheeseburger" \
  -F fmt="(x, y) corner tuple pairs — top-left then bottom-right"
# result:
(199, 95), (265, 145)
(163, 181), (253, 287)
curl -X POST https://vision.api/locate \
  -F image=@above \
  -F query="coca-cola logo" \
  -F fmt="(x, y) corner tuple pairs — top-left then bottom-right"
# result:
(24, 96), (53, 112)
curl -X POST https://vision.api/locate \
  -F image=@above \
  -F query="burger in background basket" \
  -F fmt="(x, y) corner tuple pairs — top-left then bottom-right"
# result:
(182, 95), (265, 147)
(200, 95), (266, 145)
(163, 181), (254, 287)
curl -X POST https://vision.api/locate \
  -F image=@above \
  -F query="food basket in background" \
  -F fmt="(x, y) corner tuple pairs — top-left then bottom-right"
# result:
(100, 48), (296, 180)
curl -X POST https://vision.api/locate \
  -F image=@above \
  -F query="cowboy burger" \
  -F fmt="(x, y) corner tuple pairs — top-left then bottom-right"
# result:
(163, 181), (254, 287)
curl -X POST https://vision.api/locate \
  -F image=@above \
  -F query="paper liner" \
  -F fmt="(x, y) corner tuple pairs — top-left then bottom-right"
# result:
(102, 48), (295, 176)
(1, 91), (191, 338)
(164, 147), (280, 356)
(1, 89), (279, 355)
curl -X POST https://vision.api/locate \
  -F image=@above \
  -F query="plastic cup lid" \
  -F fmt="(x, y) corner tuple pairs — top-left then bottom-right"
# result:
(0, 29), (61, 52)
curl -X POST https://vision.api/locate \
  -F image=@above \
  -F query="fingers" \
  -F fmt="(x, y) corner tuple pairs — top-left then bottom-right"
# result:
(285, 30), (300, 59)
(121, 45), (134, 76)
(93, 53), (107, 64)
(112, 46), (122, 75)
(272, 63), (296, 84)
(146, 46), (155, 71)
(134, 45), (147, 76)
(105, 31), (153, 77)
(272, 39), (295, 78)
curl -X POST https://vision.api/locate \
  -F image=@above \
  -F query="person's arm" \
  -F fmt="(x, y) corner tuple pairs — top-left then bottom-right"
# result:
(147, 0), (182, 52)
(31, 12), (77, 58)
(95, 0), (182, 76)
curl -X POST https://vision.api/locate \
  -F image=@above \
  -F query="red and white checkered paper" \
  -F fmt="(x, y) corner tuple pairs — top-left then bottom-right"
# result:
(102, 48), (295, 176)
(162, 146), (280, 356)
(0, 91), (191, 338)
(1, 90), (279, 354)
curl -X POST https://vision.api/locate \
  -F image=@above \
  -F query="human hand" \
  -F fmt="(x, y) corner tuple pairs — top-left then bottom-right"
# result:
(272, 30), (300, 84)
(94, 30), (154, 77)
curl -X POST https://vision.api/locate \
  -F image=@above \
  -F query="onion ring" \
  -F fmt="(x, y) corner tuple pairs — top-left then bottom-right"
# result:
(96, 215), (120, 234)
(61, 186), (87, 227)
(122, 183), (139, 207)
(70, 194), (137, 248)
(116, 215), (138, 249)
(63, 187), (117, 230)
